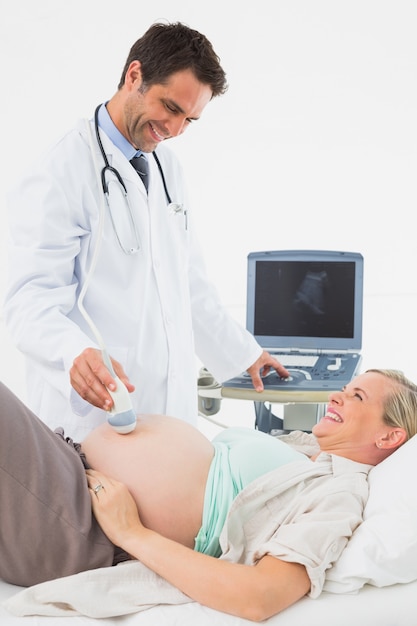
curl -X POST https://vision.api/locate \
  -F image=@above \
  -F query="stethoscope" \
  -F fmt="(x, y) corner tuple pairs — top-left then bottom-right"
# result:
(77, 106), (187, 432)
(93, 104), (184, 255)
(77, 107), (186, 421)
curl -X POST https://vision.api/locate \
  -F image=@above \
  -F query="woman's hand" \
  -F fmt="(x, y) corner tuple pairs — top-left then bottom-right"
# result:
(86, 468), (143, 548)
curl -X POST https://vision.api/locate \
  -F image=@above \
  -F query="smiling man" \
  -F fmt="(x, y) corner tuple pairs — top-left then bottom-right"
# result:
(4, 22), (289, 441)
(111, 66), (213, 151)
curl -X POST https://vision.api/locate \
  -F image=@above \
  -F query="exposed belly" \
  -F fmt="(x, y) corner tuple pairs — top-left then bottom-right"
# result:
(81, 414), (214, 547)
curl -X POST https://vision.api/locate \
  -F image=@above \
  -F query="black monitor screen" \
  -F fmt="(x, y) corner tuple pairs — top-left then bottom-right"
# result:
(246, 251), (363, 351)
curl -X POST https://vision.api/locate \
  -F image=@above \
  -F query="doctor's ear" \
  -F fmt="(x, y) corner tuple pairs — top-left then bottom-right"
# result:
(124, 61), (143, 90)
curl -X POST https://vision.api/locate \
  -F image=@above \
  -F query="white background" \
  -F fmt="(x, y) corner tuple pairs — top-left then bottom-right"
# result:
(0, 0), (416, 432)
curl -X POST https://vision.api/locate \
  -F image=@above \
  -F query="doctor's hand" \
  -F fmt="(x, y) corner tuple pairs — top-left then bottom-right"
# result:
(70, 347), (135, 411)
(246, 350), (290, 392)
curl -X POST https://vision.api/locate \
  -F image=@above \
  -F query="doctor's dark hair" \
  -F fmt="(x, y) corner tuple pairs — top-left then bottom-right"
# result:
(118, 22), (228, 97)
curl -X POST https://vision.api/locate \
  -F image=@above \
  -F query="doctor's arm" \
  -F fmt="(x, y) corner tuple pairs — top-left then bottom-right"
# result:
(4, 142), (105, 391)
(86, 470), (310, 622)
(5, 138), (135, 410)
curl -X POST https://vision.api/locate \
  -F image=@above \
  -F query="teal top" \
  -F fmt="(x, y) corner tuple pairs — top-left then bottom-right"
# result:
(194, 427), (308, 557)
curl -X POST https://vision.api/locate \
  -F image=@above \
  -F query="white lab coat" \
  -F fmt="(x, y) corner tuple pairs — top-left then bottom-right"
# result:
(4, 118), (261, 440)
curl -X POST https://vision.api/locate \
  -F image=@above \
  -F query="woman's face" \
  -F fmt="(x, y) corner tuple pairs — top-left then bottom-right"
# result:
(312, 371), (396, 462)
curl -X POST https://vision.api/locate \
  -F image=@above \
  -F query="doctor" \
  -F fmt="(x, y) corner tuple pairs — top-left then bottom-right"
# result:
(4, 22), (288, 441)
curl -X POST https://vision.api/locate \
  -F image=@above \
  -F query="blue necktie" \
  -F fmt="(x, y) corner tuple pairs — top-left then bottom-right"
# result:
(130, 154), (149, 192)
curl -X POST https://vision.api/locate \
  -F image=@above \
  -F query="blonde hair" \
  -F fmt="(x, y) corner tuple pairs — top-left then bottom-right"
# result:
(366, 369), (417, 441)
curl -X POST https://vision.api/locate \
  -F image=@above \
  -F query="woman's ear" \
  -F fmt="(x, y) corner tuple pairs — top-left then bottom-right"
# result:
(377, 428), (407, 451)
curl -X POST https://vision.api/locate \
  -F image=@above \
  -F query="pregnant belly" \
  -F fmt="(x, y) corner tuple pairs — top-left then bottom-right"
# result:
(81, 414), (215, 547)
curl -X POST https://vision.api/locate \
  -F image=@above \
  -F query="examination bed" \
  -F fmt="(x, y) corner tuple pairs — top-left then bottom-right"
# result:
(2, 433), (417, 624)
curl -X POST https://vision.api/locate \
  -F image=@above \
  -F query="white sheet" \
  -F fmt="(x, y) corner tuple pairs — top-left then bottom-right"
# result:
(1, 576), (416, 625)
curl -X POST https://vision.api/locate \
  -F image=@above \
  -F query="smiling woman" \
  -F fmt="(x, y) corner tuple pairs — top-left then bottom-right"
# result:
(1, 370), (417, 621)
(311, 370), (410, 465)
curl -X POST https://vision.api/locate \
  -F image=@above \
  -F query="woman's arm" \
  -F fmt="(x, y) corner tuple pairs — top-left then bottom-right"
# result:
(86, 469), (310, 622)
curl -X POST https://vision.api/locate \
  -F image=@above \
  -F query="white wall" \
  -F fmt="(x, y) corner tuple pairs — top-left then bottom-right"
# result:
(1, 0), (416, 427)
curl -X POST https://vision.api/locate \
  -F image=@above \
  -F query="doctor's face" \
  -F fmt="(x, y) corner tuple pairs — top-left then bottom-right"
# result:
(119, 62), (212, 153)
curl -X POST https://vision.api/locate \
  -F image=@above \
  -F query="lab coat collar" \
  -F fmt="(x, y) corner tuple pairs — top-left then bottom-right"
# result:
(96, 103), (138, 161)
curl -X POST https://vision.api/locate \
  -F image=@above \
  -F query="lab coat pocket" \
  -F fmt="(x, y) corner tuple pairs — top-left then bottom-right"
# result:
(168, 204), (189, 267)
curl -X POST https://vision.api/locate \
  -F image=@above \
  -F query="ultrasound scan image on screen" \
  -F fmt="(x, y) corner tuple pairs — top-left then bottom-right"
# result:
(253, 260), (355, 340)
(246, 250), (363, 351)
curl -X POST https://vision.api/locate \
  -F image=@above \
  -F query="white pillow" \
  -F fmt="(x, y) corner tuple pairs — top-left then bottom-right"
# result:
(324, 433), (417, 593)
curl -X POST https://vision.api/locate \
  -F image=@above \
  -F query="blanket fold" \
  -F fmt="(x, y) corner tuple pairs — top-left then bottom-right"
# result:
(2, 560), (192, 617)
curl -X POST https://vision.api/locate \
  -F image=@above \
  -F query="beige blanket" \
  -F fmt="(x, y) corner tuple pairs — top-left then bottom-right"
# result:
(2, 560), (192, 617)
